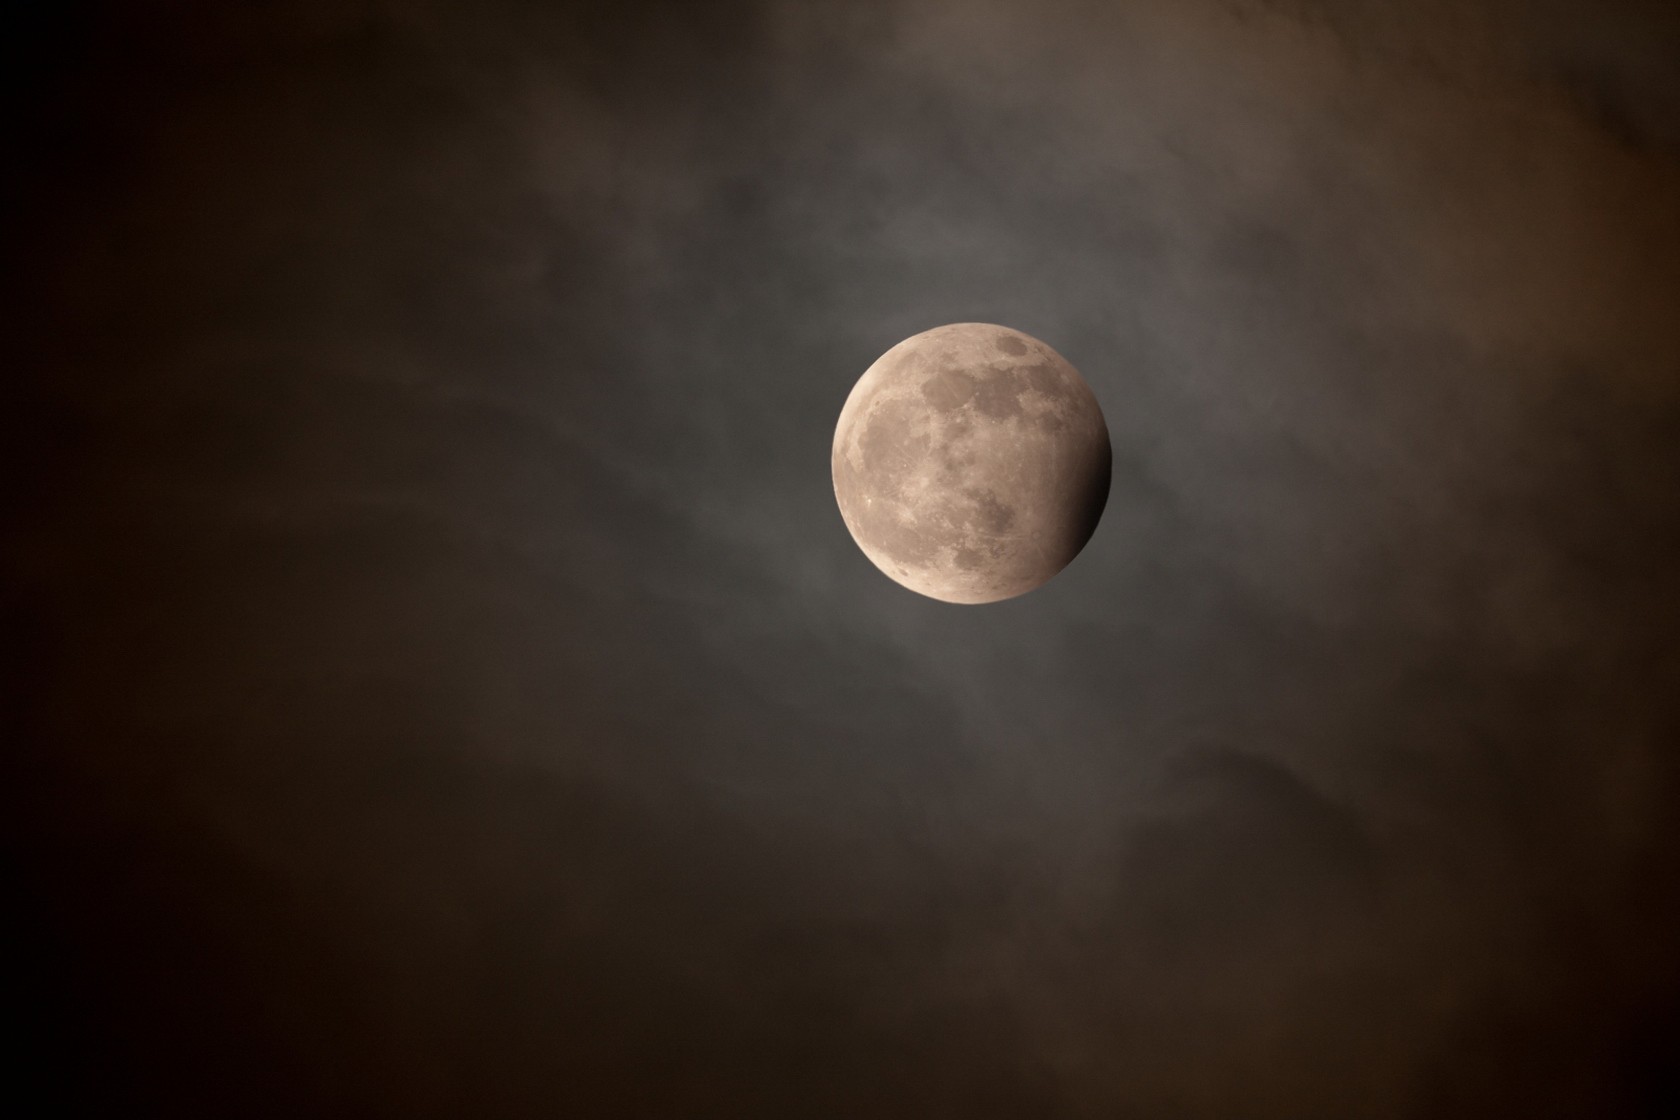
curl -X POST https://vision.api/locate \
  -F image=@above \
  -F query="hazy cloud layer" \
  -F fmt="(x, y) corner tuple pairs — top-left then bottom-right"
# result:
(9, 1), (1679, 1116)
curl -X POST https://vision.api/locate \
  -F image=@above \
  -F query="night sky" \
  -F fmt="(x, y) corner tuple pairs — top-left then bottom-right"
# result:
(8, 1), (1680, 1116)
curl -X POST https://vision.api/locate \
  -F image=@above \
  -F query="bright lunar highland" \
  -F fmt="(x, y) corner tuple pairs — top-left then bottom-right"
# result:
(832, 323), (1111, 604)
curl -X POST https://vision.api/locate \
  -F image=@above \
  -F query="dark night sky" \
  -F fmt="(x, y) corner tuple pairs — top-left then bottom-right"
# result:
(8, 1), (1680, 1116)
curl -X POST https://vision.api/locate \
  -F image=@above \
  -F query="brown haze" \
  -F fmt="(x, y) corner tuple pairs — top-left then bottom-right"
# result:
(7, 1), (1679, 1117)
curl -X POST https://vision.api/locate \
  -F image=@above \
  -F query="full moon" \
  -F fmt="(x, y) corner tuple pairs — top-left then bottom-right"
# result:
(832, 323), (1111, 604)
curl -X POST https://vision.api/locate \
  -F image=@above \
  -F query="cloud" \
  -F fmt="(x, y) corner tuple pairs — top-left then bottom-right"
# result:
(9, 0), (1678, 1115)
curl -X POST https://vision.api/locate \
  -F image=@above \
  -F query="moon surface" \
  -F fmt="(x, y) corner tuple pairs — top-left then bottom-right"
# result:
(832, 323), (1112, 604)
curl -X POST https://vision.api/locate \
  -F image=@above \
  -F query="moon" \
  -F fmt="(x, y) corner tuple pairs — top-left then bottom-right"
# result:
(832, 323), (1111, 604)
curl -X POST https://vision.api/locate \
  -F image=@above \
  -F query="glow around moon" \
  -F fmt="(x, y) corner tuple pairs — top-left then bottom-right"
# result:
(832, 323), (1111, 604)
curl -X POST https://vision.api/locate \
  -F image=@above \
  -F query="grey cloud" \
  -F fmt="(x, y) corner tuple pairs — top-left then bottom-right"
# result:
(8, 0), (1678, 1116)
